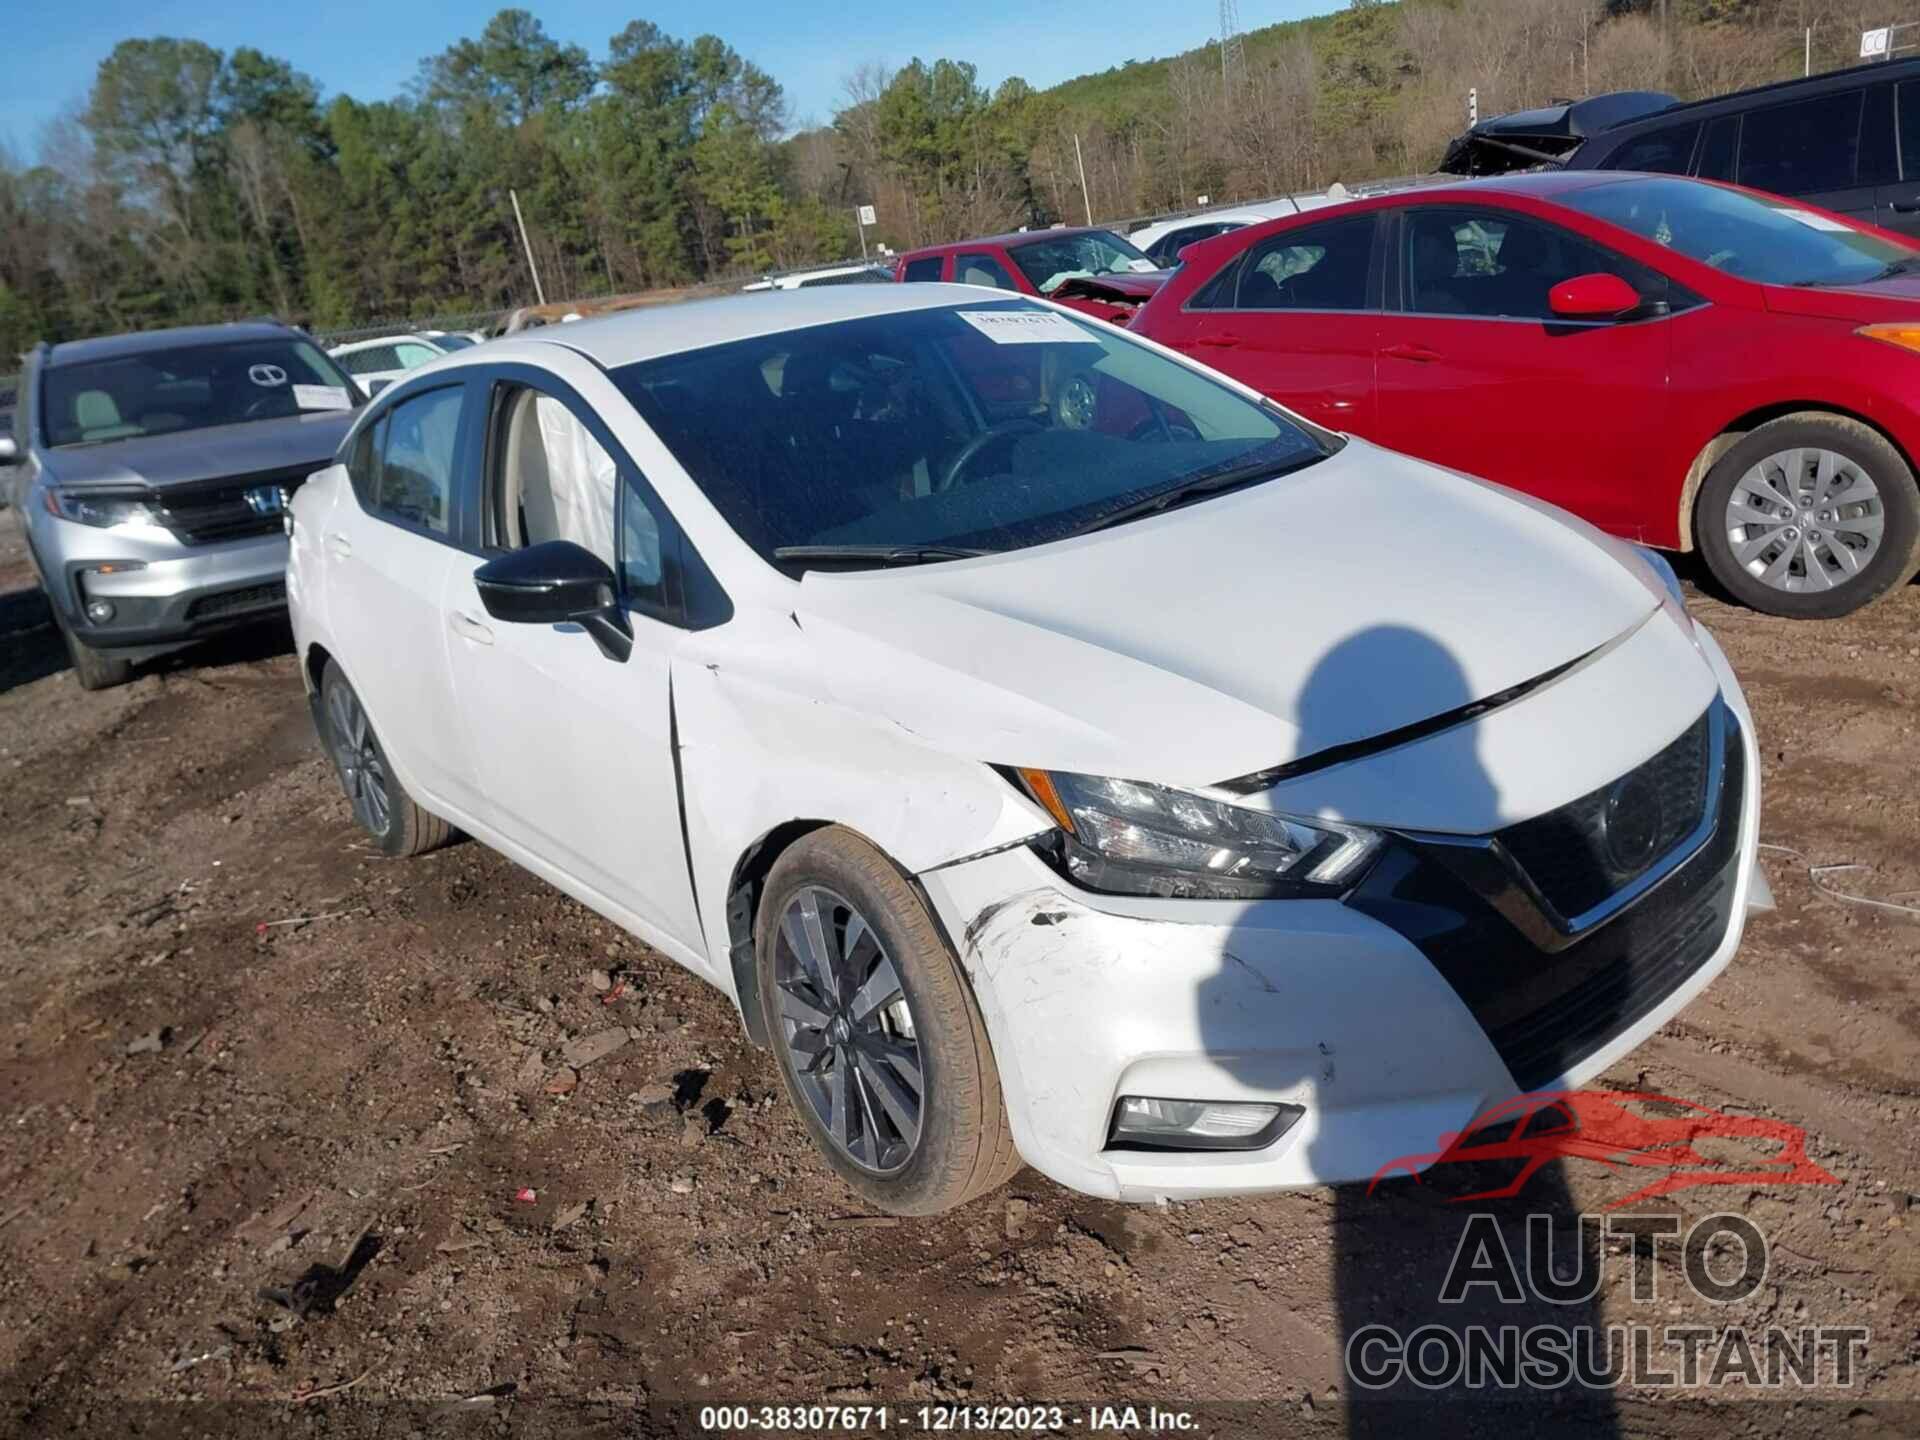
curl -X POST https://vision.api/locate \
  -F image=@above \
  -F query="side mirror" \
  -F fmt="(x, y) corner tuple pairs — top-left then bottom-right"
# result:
(1549, 272), (1642, 320)
(367, 378), (393, 396)
(0, 435), (16, 463)
(473, 540), (631, 662)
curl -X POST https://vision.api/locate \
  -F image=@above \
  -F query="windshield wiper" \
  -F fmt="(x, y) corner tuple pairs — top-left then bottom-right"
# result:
(1799, 255), (1920, 286)
(1053, 456), (1318, 543)
(772, 543), (990, 568)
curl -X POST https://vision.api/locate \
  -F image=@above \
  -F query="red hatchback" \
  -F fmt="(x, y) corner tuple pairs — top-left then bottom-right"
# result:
(1131, 172), (1920, 617)
(894, 227), (1171, 327)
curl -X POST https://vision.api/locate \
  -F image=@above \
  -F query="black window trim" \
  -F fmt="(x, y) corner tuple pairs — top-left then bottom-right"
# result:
(464, 359), (730, 633)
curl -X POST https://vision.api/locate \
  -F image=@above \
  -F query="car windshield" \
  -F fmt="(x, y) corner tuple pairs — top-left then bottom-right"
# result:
(1008, 231), (1160, 293)
(42, 338), (359, 448)
(613, 299), (1328, 567)
(1560, 176), (1915, 287)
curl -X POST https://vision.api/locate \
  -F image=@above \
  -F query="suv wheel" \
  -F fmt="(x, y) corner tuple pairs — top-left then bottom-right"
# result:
(756, 827), (1022, 1215)
(58, 617), (135, 691)
(319, 663), (450, 857)
(1696, 414), (1920, 618)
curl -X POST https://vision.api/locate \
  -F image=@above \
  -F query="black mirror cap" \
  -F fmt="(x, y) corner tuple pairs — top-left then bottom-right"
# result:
(474, 540), (617, 625)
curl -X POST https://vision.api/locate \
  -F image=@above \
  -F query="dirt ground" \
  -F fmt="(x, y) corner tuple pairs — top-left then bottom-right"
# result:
(1, 514), (1916, 1439)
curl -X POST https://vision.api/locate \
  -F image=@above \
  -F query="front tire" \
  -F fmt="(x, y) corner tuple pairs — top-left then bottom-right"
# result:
(319, 663), (449, 857)
(58, 616), (135, 691)
(756, 827), (1021, 1215)
(1695, 415), (1920, 618)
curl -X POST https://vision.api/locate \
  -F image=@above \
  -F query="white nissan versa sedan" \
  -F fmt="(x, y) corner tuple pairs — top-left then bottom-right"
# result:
(287, 285), (1766, 1215)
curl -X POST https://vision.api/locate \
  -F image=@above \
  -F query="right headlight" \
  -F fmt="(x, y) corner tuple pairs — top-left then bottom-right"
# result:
(45, 489), (163, 529)
(1012, 767), (1382, 900)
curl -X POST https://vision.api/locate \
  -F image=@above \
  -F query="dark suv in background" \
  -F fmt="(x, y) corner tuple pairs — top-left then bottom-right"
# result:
(1444, 58), (1920, 239)
(2, 321), (364, 689)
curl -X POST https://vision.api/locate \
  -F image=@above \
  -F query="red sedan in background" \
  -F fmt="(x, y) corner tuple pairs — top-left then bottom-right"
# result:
(894, 227), (1171, 327)
(1130, 172), (1920, 617)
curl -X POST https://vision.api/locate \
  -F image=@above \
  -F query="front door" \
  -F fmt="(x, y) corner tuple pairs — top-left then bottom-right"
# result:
(1370, 205), (1675, 539)
(1151, 212), (1382, 433)
(443, 360), (705, 960)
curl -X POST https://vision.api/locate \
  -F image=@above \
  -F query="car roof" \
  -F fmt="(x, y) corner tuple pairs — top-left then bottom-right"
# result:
(511, 284), (1033, 370)
(902, 226), (1122, 258)
(1596, 54), (1920, 136)
(47, 320), (301, 368)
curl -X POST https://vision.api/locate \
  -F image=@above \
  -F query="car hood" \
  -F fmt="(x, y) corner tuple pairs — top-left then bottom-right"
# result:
(41, 410), (358, 493)
(791, 439), (1662, 790)
(1761, 276), (1920, 323)
(1050, 270), (1172, 304)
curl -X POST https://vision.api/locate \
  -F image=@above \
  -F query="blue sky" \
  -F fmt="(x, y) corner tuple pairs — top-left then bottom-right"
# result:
(2, 1), (1328, 159)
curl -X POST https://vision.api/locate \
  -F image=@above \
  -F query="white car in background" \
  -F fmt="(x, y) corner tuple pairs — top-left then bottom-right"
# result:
(288, 286), (1764, 1214)
(327, 333), (461, 396)
(742, 263), (893, 292)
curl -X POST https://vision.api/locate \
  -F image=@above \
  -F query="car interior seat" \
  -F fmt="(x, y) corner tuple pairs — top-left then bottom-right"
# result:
(74, 390), (143, 443)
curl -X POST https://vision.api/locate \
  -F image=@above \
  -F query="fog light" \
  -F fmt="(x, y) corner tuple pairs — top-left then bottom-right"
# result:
(85, 600), (116, 624)
(1109, 1095), (1304, 1152)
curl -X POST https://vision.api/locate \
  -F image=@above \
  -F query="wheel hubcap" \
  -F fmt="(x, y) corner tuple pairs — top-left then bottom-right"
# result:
(326, 683), (391, 837)
(773, 887), (923, 1175)
(1725, 446), (1884, 594)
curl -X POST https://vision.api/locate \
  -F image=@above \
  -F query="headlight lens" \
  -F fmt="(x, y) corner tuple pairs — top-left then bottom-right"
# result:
(1014, 767), (1382, 899)
(45, 490), (163, 529)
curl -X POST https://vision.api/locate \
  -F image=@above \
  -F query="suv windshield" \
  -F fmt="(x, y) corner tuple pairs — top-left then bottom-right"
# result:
(1560, 176), (1914, 287)
(1008, 231), (1160, 294)
(42, 337), (360, 448)
(613, 299), (1328, 568)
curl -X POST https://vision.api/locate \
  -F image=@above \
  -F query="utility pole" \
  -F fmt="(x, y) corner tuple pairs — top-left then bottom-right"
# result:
(1219, 0), (1245, 92)
(510, 188), (546, 306)
(1073, 133), (1093, 226)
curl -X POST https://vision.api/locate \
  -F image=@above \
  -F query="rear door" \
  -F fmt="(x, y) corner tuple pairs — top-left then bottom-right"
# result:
(325, 381), (477, 809)
(1151, 212), (1382, 432)
(1887, 81), (1920, 236)
(1735, 85), (1886, 226)
(1370, 204), (1676, 538)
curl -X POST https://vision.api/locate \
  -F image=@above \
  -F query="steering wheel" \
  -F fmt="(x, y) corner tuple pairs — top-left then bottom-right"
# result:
(938, 418), (1045, 493)
(1128, 410), (1200, 444)
(241, 391), (289, 420)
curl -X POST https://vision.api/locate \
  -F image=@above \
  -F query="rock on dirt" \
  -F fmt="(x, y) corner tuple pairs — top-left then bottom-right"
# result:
(561, 1029), (629, 1069)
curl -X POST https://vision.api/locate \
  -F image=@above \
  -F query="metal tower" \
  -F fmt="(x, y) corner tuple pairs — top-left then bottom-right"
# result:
(1220, 0), (1246, 89)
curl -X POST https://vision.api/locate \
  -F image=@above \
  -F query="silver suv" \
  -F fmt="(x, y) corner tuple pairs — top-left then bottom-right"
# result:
(3, 321), (363, 688)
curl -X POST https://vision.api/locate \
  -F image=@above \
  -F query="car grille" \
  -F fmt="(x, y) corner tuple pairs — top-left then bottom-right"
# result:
(1496, 707), (1713, 923)
(1346, 708), (1744, 1093)
(184, 580), (287, 622)
(152, 468), (311, 545)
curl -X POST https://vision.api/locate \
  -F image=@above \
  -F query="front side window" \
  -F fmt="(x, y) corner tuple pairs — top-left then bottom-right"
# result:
(1738, 89), (1864, 195)
(954, 254), (1018, 291)
(1236, 214), (1376, 310)
(613, 300), (1329, 568)
(41, 338), (358, 447)
(1403, 208), (1636, 320)
(1561, 176), (1913, 287)
(1007, 230), (1159, 294)
(900, 257), (945, 283)
(487, 385), (618, 568)
(376, 386), (461, 534)
(395, 342), (442, 370)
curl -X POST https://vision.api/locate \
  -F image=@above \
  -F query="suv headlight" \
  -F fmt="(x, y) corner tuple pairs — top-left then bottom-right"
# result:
(45, 490), (163, 529)
(1012, 767), (1382, 900)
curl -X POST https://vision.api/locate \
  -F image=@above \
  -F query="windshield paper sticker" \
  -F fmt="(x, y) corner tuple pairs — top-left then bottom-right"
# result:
(958, 310), (1098, 345)
(1774, 207), (1853, 233)
(292, 384), (353, 411)
(1126, 257), (1160, 272)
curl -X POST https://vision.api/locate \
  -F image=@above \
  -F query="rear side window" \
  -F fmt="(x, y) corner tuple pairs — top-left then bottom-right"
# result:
(338, 345), (398, 376)
(900, 257), (944, 283)
(1232, 214), (1376, 311)
(1697, 115), (1739, 182)
(1738, 89), (1864, 195)
(1601, 121), (1700, 176)
(1902, 83), (1920, 179)
(1148, 222), (1236, 266)
(374, 386), (461, 534)
(954, 253), (1018, 291)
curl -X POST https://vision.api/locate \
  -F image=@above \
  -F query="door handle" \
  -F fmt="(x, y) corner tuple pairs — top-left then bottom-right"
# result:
(325, 532), (353, 558)
(1891, 197), (1920, 213)
(1193, 333), (1243, 348)
(1382, 343), (1442, 363)
(449, 611), (494, 645)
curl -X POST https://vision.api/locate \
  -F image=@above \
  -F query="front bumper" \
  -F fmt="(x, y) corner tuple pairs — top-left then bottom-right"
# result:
(919, 628), (1763, 1204)
(51, 526), (290, 651)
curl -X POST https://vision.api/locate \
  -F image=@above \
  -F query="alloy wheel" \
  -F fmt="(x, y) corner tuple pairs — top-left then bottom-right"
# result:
(326, 681), (392, 838)
(773, 886), (924, 1174)
(1724, 446), (1885, 594)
